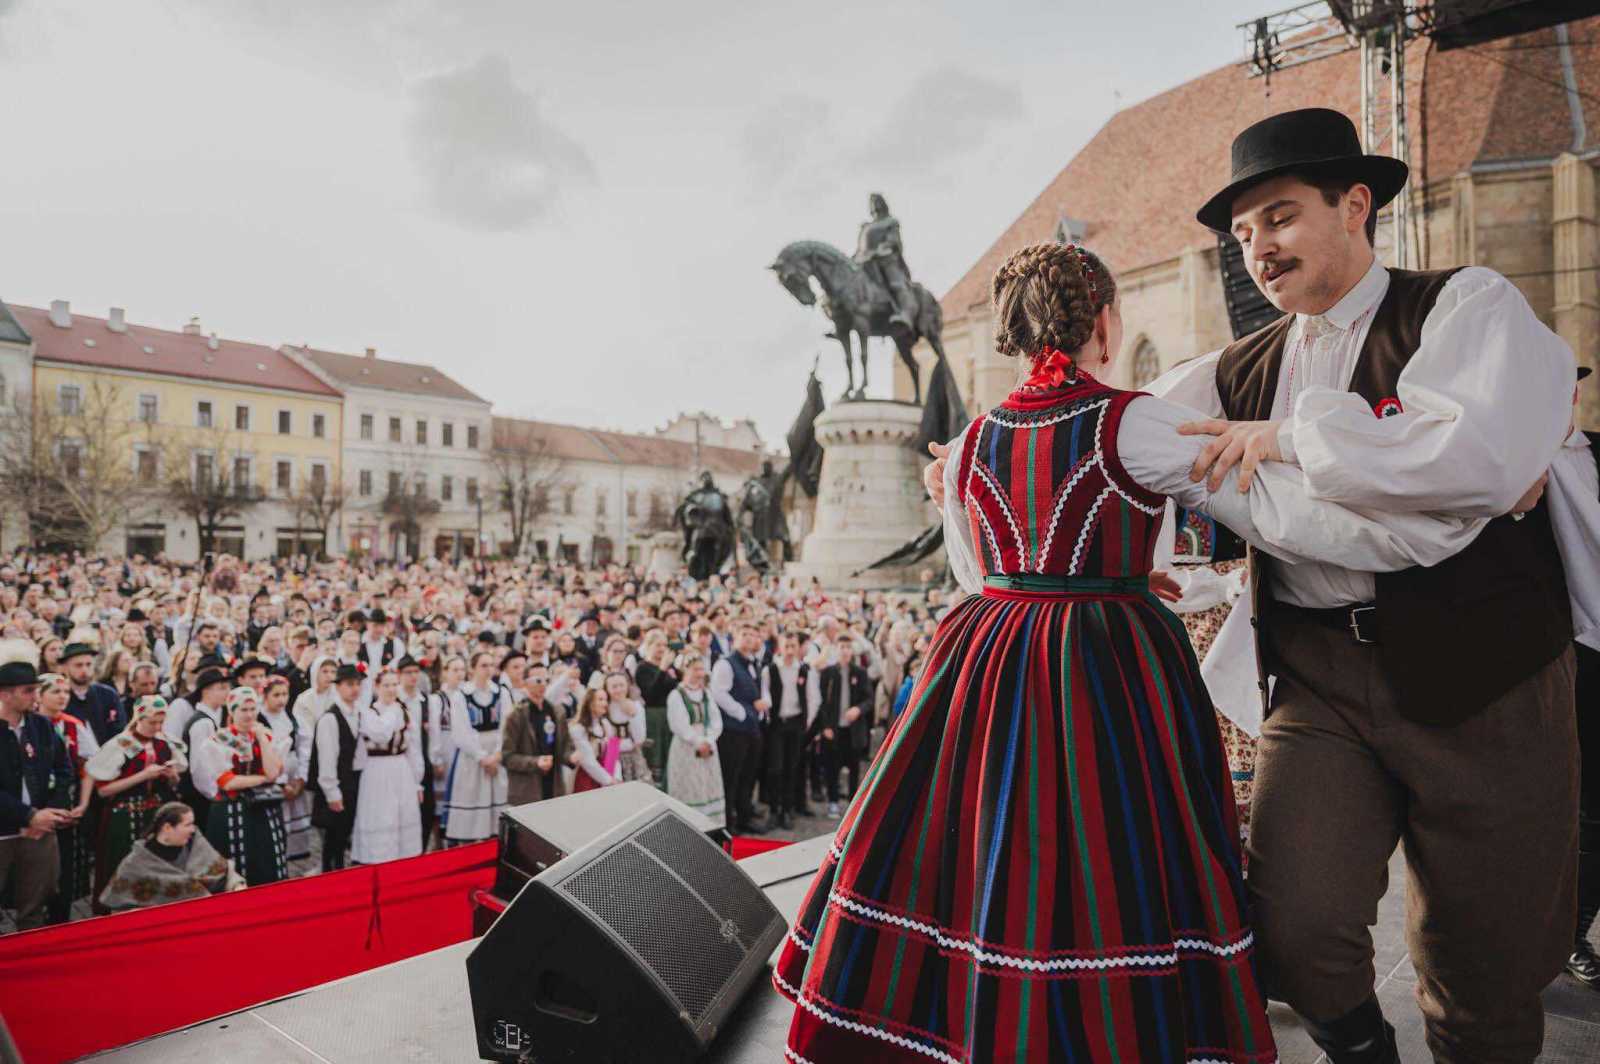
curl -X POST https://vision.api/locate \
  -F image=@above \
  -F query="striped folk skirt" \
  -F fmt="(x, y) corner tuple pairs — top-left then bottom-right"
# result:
(774, 583), (1276, 1063)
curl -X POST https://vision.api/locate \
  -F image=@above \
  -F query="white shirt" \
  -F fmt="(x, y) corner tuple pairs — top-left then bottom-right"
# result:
(761, 658), (821, 723)
(708, 655), (759, 723)
(1550, 429), (1600, 652)
(1147, 260), (1575, 607)
(314, 697), (368, 805)
(666, 685), (723, 745)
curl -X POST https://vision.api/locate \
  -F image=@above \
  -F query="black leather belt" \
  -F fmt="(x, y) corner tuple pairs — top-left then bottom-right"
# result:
(1272, 600), (1380, 645)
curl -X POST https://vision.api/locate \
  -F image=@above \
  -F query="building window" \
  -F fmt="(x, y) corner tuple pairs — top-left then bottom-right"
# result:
(195, 453), (214, 488)
(1131, 340), (1161, 389)
(416, 419), (427, 445)
(563, 487), (575, 515)
(466, 478), (479, 503)
(313, 413), (326, 439)
(467, 424), (479, 450)
(196, 400), (212, 428)
(137, 394), (158, 423)
(311, 464), (326, 492)
(413, 474), (426, 498)
(648, 492), (665, 522)
(60, 441), (82, 479)
(626, 489), (637, 517)
(276, 460), (292, 492)
(535, 484), (550, 512)
(277, 409), (291, 434)
(442, 422), (454, 447)
(388, 417), (401, 443)
(359, 469), (372, 497)
(388, 471), (401, 497)
(235, 404), (250, 431)
(136, 448), (158, 484)
(59, 385), (82, 416)
(233, 457), (251, 494)
(596, 489), (608, 517)
(359, 413), (373, 441)
(441, 475), (453, 502)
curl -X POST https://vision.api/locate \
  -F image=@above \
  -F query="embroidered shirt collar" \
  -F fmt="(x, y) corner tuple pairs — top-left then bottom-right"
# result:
(1301, 255), (1388, 334)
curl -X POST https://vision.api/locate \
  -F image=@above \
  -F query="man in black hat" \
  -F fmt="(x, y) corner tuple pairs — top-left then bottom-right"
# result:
(1172, 107), (1578, 1063)
(176, 667), (232, 829)
(522, 617), (555, 668)
(361, 608), (403, 674)
(61, 642), (124, 745)
(0, 654), (73, 932)
(310, 663), (366, 871)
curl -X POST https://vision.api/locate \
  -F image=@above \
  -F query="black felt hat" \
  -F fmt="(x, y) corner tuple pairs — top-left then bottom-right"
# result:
(0, 660), (38, 687)
(335, 663), (364, 685)
(1197, 108), (1409, 234)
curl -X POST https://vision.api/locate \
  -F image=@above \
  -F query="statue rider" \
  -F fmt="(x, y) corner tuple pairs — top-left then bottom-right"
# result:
(855, 192), (916, 332)
(675, 471), (731, 564)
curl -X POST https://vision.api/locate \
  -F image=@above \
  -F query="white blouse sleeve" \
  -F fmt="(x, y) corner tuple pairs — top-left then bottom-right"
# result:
(567, 721), (614, 786)
(1118, 394), (1486, 571)
(1285, 268), (1574, 516)
(942, 421), (984, 596)
(1144, 349), (1225, 415)
(666, 689), (695, 743)
(1548, 429), (1600, 652)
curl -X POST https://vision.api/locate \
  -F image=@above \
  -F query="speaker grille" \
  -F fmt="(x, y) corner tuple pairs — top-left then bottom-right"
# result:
(562, 839), (745, 1023)
(635, 815), (774, 952)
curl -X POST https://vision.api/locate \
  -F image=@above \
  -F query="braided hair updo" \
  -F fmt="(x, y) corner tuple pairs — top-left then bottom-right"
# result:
(991, 242), (1116, 361)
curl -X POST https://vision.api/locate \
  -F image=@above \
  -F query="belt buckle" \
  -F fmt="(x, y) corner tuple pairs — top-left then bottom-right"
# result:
(1347, 605), (1377, 645)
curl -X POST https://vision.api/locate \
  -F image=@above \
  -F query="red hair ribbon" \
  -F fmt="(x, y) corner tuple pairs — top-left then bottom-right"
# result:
(1024, 347), (1078, 390)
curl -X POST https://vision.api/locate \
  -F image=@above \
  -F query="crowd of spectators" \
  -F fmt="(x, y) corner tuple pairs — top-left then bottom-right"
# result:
(0, 552), (948, 929)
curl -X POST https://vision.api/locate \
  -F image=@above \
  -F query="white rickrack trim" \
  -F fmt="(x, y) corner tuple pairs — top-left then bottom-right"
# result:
(972, 461), (1026, 569)
(1096, 454), (1165, 516)
(829, 841), (844, 861)
(828, 891), (1254, 974)
(973, 507), (1004, 573)
(984, 396), (1110, 429)
(788, 924), (813, 953)
(1067, 486), (1113, 576)
(1035, 454), (1099, 572)
(773, 969), (964, 1064)
(784, 1049), (817, 1064)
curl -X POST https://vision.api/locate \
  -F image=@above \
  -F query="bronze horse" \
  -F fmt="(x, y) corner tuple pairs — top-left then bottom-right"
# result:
(770, 240), (947, 403)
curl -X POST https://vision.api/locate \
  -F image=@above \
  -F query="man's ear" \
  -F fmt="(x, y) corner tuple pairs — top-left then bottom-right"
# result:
(1346, 183), (1374, 237)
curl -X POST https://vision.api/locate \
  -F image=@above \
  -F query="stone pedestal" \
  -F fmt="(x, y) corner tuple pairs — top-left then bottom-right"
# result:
(788, 400), (938, 590)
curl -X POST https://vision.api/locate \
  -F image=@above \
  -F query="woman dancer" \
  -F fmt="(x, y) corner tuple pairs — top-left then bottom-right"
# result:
(351, 669), (423, 863)
(775, 243), (1484, 1062)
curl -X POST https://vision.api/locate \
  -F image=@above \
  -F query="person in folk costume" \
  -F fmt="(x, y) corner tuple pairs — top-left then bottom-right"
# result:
(786, 239), (1492, 1064)
(708, 622), (770, 834)
(601, 670), (650, 784)
(172, 667), (231, 831)
(0, 644), (74, 933)
(257, 674), (311, 863)
(760, 631), (819, 829)
(310, 663), (368, 872)
(1132, 108), (1586, 1063)
(292, 655), (337, 747)
(393, 656), (435, 850)
(442, 651), (510, 845)
(568, 686), (626, 793)
(351, 669), (423, 864)
(34, 672), (98, 923)
(361, 609), (404, 674)
(633, 632), (679, 790)
(812, 630), (872, 820)
(427, 655), (465, 843)
(192, 686), (289, 886)
(98, 801), (239, 913)
(335, 627), (373, 705)
(664, 652), (724, 827)
(500, 660), (575, 806)
(86, 694), (185, 914)
(60, 641), (124, 745)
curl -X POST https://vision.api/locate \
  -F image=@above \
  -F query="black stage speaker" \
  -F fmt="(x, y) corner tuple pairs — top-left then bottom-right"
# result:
(467, 804), (786, 1063)
(493, 781), (723, 899)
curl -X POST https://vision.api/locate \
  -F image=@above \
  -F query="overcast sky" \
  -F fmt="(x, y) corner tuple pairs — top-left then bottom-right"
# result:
(0, 0), (1275, 446)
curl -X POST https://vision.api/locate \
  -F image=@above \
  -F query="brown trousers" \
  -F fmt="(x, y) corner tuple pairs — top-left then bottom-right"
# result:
(0, 832), (61, 931)
(1248, 612), (1577, 1064)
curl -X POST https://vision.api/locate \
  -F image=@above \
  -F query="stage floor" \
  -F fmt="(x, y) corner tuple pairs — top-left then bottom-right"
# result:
(89, 845), (1600, 1063)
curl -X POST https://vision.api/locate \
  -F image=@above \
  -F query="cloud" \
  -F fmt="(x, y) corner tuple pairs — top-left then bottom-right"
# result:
(853, 66), (1023, 174)
(406, 53), (595, 232)
(738, 93), (834, 190)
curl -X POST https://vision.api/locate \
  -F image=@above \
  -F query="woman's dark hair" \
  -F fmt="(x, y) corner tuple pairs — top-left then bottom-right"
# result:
(991, 242), (1117, 360)
(147, 801), (192, 841)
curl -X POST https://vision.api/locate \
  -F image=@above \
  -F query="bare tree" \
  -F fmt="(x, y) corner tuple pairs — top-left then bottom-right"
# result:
(490, 419), (567, 558)
(164, 424), (265, 556)
(285, 468), (348, 560)
(380, 460), (440, 562)
(0, 378), (160, 551)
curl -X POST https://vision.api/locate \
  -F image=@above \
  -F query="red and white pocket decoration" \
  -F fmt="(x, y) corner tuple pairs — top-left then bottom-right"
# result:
(1373, 397), (1404, 418)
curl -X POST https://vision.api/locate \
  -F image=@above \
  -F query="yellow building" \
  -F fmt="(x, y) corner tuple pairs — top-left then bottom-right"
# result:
(13, 300), (344, 561)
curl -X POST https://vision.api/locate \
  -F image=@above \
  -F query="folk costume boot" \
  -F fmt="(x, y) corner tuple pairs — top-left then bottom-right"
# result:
(1567, 834), (1600, 989)
(1303, 996), (1400, 1064)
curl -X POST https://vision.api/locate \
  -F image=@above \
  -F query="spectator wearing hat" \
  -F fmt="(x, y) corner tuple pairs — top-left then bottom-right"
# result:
(310, 663), (367, 871)
(0, 646), (74, 932)
(362, 609), (403, 674)
(86, 694), (185, 911)
(169, 667), (231, 830)
(521, 618), (554, 669)
(574, 612), (603, 681)
(62, 642), (124, 745)
(393, 657), (436, 849)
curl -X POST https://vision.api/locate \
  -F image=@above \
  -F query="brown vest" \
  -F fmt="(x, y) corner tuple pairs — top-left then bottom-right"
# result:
(1216, 268), (1571, 726)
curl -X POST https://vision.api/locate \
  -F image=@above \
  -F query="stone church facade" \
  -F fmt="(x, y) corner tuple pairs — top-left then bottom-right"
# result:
(902, 19), (1600, 430)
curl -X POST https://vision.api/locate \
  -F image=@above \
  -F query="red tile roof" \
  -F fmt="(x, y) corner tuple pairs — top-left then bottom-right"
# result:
(295, 346), (488, 405)
(941, 20), (1598, 321)
(12, 305), (341, 397)
(493, 417), (765, 478)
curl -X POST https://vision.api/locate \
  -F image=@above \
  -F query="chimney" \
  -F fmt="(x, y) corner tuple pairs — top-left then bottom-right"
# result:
(364, 346), (377, 359)
(107, 307), (126, 333)
(48, 300), (71, 328)
(207, 332), (220, 351)
(182, 316), (202, 336)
